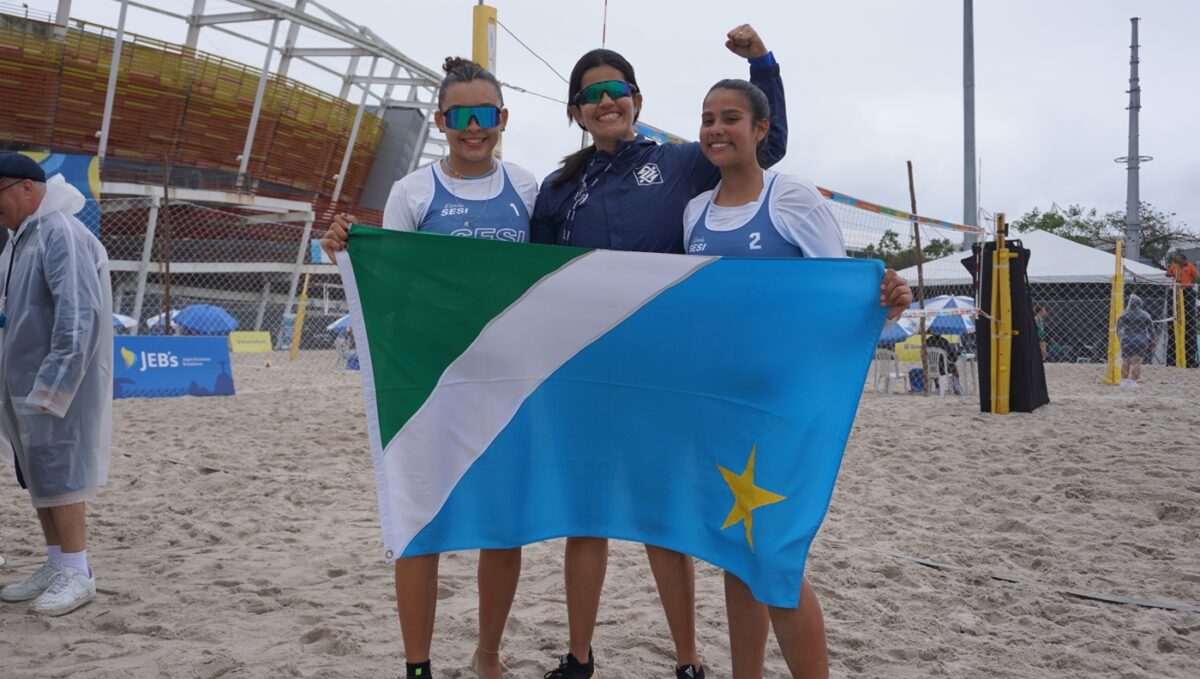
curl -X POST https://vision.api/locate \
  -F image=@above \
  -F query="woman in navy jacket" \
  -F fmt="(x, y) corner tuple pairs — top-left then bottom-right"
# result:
(535, 25), (787, 679)
(530, 27), (787, 254)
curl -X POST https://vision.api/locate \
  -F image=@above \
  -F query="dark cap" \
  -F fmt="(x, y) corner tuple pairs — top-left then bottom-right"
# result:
(0, 153), (46, 182)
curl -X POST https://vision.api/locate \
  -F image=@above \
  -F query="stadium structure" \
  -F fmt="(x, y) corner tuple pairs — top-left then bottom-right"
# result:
(8, 0), (1075, 375)
(0, 0), (450, 348)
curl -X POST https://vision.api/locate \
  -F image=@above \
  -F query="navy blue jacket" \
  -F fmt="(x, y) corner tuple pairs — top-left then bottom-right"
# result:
(530, 62), (788, 253)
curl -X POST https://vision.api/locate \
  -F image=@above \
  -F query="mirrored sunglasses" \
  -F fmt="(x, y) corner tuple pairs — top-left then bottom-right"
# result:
(573, 80), (638, 106)
(441, 105), (502, 130)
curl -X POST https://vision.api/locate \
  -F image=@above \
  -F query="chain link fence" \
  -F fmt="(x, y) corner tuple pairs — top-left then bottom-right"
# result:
(95, 194), (353, 379)
(92, 186), (1195, 395)
(826, 189), (1193, 395)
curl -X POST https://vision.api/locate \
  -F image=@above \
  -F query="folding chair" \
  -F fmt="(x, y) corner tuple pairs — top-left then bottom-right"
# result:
(925, 347), (952, 396)
(873, 348), (907, 394)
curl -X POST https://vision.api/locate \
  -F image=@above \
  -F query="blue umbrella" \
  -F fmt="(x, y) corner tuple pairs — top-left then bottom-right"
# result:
(173, 304), (239, 335)
(909, 295), (976, 335)
(878, 320), (915, 347)
(327, 314), (352, 332)
(113, 313), (137, 330)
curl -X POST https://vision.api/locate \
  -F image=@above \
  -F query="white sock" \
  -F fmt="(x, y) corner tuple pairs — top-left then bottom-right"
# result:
(60, 549), (89, 578)
(47, 545), (63, 567)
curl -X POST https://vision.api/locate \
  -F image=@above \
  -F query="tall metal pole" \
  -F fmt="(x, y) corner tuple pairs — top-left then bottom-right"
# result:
(962, 0), (979, 244)
(909, 161), (930, 396)
(238, 18), (281, 186)
(130, 198), (160, 335)
(276, 0), (308, 78)
(96, 0), (129, 162)
(473, 3), (499, 157)
(161, 156), (173, 335)
(53, 0), (71, 37)
(184, 0), (207, 51)
(1115, 17), (1151, 263)
(331, 56), (378, 204)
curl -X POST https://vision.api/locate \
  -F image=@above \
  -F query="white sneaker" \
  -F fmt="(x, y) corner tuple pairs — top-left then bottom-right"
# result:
(0, 561), (58, 602)
(29, 566), (95, 616)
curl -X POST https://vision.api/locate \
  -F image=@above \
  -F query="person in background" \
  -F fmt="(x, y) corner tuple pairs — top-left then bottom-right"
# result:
(681, 78), (912, 679)
(1034, 305), (1049, 361)
(924, 333), (965, 395)
(322, 57), (538, 679)
(0, 152), (113, 617)
(532, 25), (788, 679)
(1117, 294), (1155, 387)
(1165, 252), (1198, 368)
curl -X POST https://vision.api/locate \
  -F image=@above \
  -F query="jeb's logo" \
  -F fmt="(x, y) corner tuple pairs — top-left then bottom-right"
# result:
(634, 163), (663, 186)
(137, 351), (180, 372)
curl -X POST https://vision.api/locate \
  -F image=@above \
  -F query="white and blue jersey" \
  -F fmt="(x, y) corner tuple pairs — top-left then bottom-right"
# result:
(683, 170), (845, 258)
(382, 160), (539, 240)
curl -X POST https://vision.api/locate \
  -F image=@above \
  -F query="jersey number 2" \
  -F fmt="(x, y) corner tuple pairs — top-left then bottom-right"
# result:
(749, 232), (762, 250)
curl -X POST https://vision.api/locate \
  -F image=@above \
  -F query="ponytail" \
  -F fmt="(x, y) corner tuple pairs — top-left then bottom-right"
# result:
(550, 147), (597, 188)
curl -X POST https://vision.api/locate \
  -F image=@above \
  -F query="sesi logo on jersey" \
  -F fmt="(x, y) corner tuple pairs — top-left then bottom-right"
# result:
(449, 227), (528, 242)
(440, 203), (469, 217)
(634, 163), (663, 186)
(688, 238), (707, 253)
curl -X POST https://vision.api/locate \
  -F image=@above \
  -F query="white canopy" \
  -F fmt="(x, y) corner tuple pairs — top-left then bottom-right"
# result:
(898, 229), (1168, 284)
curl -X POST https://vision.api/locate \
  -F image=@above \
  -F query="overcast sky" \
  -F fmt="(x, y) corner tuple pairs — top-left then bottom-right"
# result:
(26, 0), (1200, 232)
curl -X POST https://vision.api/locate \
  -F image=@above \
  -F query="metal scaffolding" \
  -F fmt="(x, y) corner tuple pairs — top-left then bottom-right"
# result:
(83, 0), (448, 178)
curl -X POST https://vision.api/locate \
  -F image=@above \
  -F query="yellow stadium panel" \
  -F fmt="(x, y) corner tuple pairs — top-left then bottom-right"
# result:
(2, 14), (387, 202)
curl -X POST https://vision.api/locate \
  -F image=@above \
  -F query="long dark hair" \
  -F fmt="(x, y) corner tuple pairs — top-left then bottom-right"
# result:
(706, 79), (771, 166)
(550, 49), (640, 188)
(438, 56), (503, 109)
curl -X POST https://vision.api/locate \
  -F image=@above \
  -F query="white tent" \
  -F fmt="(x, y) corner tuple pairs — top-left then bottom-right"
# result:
(898, 229), (1168, 284)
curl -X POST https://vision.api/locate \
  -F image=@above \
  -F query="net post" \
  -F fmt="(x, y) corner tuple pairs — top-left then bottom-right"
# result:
(1101, 240), (1125, 384)
(1174, 285), (1187, 368)
(989, 213), (1014, 414)
(289, 273), (310, 362)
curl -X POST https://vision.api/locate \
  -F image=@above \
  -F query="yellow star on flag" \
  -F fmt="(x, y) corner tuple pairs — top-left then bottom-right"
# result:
(718, 444), (786, 551)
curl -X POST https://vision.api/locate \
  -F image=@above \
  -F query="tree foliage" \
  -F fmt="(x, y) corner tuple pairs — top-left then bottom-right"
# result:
(861, 229), (956, 270)
(1012, 201), (1199, 268)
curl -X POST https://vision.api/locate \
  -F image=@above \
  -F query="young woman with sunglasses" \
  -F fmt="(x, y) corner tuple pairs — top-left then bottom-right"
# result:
(322, 57), (538, 679)
(532, 25), (788, 679)
(684, 79), (912, 679)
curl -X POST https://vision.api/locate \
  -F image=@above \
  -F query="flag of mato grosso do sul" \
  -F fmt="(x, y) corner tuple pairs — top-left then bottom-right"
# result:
(337, 227), (887, 607)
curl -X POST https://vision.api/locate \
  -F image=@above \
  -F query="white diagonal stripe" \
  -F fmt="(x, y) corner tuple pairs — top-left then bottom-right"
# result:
(381, 249), (715, 558)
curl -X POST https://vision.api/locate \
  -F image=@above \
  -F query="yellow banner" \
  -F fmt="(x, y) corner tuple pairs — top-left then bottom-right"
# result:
(895, 334), (961, 362)
(229, 331), (273, 353)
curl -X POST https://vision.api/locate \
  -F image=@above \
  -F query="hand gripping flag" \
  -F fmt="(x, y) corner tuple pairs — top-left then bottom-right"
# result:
(338, 227), (887, 607)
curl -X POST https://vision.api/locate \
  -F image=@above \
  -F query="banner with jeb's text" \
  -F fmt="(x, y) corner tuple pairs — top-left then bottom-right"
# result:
(339, 228), (886, 607)
(113, 337), (235, 399)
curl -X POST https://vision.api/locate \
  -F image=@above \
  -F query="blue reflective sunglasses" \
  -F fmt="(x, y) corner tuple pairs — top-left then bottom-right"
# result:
(573, 80), (638, 106)
(440, 105), (502, 130)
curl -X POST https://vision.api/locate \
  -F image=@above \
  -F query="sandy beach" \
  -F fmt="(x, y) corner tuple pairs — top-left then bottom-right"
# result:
(1, 355), (1197, 678)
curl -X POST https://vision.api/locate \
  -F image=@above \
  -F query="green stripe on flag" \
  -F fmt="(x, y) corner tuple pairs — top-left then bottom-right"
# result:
(347, 226), (587, 443)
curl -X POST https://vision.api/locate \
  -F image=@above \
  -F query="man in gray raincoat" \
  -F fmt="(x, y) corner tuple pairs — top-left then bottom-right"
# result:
(0, 153), (112, 616)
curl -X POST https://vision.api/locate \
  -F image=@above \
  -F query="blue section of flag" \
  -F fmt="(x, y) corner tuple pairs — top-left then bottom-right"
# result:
(403, 257), (885, 607)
